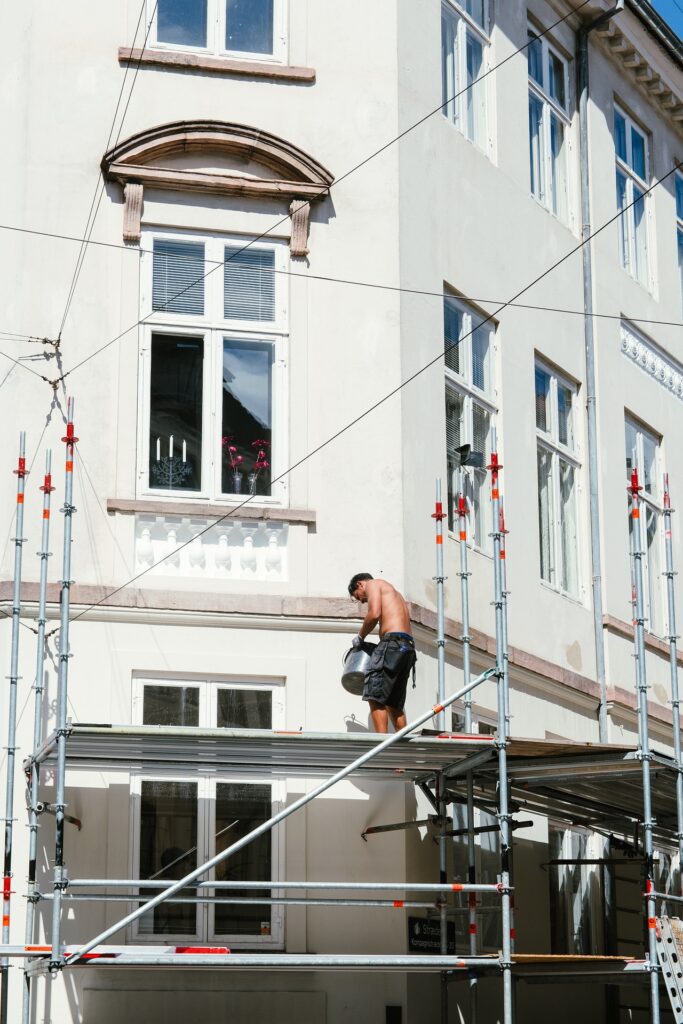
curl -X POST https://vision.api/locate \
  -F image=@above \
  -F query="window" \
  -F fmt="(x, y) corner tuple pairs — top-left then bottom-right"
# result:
(443, 294), (496, 550)
(133, 678), (284, 945)
(625, 416), (664, 635)
(141, 231), (288, 503)
(549, 826), (606, 954)
(441, 1), (489, 149)
(676, 172), (683, 309)
(535, 360), (580, 597)
(614, 107), (649, 287)
(451, 802), (501, 951)
(153, 0), (284, 60)
(527, 27), (570, 220)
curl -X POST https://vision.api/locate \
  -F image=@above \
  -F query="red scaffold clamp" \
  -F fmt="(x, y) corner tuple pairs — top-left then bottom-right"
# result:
(431, 501), (446, 522)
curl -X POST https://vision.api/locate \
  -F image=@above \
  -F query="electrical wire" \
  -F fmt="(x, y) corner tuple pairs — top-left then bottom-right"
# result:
(55, 0), (593, 382)
(66, 158), (682, 625)
(57, 0), (158, 340)
(1, 220), (683, 331)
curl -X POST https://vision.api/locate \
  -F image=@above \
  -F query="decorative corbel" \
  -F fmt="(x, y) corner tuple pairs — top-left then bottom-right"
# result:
(289, 199), (310, 257)
(123, 182), (144, 243)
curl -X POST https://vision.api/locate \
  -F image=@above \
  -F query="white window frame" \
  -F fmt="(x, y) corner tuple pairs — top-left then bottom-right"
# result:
(130, 676), (285, 947)
(150, 0), (287, 63)
(138, 228), (289, 507)
(527, 24), (571, 223)
(614, 104), (651, 288)
(676, 170), (683, 311)
(443, 293), (497, 553)
(625, 415), (664, 636)
(441, 0), (490, 151)
(549, 824), (606, 955)
(535, 359), (582, 600)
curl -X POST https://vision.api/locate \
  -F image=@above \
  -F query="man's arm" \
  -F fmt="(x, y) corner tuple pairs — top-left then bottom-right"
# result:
(358, 582), (382, 640)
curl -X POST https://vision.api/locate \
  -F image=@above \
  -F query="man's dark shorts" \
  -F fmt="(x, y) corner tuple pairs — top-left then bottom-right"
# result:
(363, 632), (417, 712)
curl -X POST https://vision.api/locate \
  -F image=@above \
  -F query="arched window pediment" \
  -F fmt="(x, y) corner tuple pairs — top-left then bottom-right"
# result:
(102, 120), (333, 255)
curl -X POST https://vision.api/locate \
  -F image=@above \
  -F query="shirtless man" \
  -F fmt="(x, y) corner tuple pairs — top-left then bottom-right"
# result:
(347, 573), (417, 734)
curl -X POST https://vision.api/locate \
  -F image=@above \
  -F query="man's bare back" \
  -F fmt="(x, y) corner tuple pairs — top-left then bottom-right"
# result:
(357, 579), (411, 639)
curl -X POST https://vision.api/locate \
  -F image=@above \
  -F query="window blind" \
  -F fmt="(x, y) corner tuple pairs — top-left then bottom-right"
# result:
(152, 239), (205, 316)
(224, 246), (275, 321)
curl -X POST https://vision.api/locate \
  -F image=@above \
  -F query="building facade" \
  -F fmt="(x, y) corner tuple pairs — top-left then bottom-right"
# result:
(1, 0), (683, 1021)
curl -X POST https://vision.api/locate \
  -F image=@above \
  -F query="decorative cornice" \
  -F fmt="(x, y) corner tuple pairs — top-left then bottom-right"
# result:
(101, 121), (333, 254)
(620, 320), (683, 401)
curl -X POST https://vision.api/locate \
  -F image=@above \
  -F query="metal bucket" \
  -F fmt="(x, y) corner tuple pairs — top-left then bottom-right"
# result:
(341, 642), (376, 696)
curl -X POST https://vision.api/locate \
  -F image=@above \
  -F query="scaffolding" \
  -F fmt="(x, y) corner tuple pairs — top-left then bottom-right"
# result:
(0, 408), (682, 1024)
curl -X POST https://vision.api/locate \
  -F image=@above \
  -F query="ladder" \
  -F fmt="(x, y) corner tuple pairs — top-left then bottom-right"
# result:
(656, 917), (683, 1022)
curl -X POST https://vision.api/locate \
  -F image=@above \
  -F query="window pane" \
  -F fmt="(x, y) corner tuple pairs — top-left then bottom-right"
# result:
(630, 126), (646, 180)
(441, 4), (457, 124)
(645, 505), (661, 633)
(140, 781), (197, 935)
(444, 298), (464, 376)
(471, 404), (490, 548)
(149, 334), (203, 492)
(548, 50), (565, 108)
(549, 113), (566, 219)
(221, 339), (273, 496)
(559, 460), (578, 595)
(616, 170), (628, 269)
(143, 686), (200, 726)
(641, 430), (657, 497)
(625, 419), (638, 479)
(529, 92), (544, 201)
(217, 689), (272, 729)
(226, 0), (274, 54)
(464, 0), (485, 28)
(214, 783), (272, 935)
(465, 30), (485, 144)
(157, 0), (207, 47)
(632, 185), (648, 286)
(224, 247), (275, 321)
(153, 240), (205, 316)
(445, 386), (465, 531)
(471, 322), (490, 392)
(535, 366), (551, 432)
(677, 175), (683, 221)
(678, 229), (683, 305)
(528, 32), (543, 86)
(614, 110), (627, 163)
(557, 383), (574, 448)
(537, 447), (555, 583)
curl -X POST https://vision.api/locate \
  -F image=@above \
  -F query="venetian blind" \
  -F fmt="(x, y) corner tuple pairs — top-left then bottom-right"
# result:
(224, 246), (275, 321)
(152, 239), (205, 316)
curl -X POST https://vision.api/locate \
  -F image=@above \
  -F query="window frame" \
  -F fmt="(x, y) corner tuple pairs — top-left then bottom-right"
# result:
(535, 358), (582, 600)
(150, 0), (287, 63)
(614, 104), (651, 288)
(527, 23), (571, 222)
(130, 676), (285, 947)
(443, 292), (498, 553)
(625, 415), (665, 637)
(441, 0), (490, 151)
(138, 228), (289, 507)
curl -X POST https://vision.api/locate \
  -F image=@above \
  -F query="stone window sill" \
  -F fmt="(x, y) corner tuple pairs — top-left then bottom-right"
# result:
(118, 47), (316, 83)
(107, 497), (316, 525)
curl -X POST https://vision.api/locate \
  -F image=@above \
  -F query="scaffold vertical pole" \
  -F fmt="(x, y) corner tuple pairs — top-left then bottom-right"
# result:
(0, 434), (27, 1024)
(500, 498), (516, 961)
(49, 401), (77, 973)
(433, 480), (447, 731)
(22, 451), (54, 1024)
(663, 475), (683, 883)
(628, 465), (661, 1023)
(490, 431), (512, 1024)
(438, 772), (448, 1024)
(458, 468), (478, 1024)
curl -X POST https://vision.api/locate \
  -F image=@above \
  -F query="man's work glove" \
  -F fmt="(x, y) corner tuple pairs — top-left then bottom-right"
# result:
(351, 634), (363, 649)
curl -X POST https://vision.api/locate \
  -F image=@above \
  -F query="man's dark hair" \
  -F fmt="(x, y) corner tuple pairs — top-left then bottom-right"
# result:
(348, 572), (373, 596)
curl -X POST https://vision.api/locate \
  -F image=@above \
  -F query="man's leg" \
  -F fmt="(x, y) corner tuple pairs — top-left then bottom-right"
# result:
(387, 705), (407, 731)
(368, 700), (389, 733)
